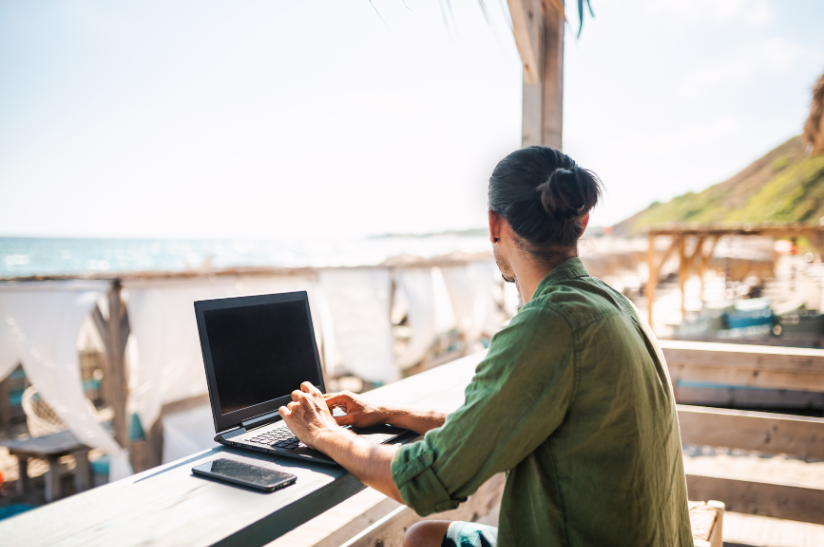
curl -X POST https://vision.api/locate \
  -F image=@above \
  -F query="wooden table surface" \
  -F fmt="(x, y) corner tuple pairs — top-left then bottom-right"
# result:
(0, 352), (485, 547)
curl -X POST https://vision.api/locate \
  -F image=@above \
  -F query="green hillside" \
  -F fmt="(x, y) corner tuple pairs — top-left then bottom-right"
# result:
(614, 136), (824, 235)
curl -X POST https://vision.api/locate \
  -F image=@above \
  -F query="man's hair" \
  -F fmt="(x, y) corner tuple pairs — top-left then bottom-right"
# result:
(488, 146), (602, 262)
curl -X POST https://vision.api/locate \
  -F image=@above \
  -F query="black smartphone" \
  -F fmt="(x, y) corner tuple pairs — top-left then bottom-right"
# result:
(192, 459), (297, 492)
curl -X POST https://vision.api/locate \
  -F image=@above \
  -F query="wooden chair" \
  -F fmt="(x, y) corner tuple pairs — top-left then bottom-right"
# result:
(689, 500), (725, 547)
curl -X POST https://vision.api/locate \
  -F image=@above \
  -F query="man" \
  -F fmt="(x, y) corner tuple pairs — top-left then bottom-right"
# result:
(280, 147), (693, 546)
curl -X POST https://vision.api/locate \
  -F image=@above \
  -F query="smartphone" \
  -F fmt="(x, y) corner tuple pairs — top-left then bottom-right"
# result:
(192, 459), (297, 492)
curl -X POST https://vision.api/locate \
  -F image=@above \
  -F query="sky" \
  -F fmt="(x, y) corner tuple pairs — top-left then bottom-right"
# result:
(1, 0), (823, 239)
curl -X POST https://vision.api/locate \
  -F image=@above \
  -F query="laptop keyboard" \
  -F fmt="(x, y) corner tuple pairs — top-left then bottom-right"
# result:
(249, 424), (305, 450)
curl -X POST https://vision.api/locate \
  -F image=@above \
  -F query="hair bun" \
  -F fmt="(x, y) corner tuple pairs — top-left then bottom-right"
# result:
(537, 165), (600, 219)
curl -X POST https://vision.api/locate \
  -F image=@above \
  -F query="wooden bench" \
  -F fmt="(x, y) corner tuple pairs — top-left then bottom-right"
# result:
(335, 487), (723, 547)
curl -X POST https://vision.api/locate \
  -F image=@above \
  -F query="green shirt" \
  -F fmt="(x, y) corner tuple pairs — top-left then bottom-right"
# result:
(391, 258), (693, 546)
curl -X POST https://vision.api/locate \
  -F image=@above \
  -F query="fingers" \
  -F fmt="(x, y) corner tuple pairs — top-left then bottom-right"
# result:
(292, 390), (301, 402)
(323, 394), (350, 408)
(301, 381), (323, 397)
(296, 391), (318, 414)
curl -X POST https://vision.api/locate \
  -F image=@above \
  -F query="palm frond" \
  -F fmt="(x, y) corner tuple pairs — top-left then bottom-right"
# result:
(576, 0), (594, 37)
(542, 0), (594, 37)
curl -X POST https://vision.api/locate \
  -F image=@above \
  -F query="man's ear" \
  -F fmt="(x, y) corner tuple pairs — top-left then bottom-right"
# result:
(488, 210), (502, 243)
(580, 213), (590, 234)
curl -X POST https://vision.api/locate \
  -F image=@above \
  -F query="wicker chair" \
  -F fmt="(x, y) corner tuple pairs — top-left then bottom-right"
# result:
(21, 386), (112, 438)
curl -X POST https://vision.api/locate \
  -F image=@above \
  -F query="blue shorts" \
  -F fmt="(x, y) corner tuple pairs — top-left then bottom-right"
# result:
(441, 521), (498, 547)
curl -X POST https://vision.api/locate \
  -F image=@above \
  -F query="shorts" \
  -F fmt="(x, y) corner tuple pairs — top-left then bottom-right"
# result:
(441, 521), (499, 547)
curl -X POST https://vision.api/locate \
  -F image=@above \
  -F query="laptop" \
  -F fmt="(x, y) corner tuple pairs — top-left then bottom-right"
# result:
(194, 291), (407, 466)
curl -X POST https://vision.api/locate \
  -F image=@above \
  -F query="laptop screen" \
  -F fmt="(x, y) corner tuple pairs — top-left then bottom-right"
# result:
(202, 299), (323, 416)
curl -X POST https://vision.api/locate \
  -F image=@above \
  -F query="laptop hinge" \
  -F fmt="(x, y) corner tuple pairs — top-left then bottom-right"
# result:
(241, 411), (281, 430)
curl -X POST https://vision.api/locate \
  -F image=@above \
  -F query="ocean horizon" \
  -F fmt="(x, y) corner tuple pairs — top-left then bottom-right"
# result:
(0, 235), (492, 279)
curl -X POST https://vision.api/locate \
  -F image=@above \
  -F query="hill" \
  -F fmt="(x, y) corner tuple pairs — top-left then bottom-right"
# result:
(613, 136), (824, 236)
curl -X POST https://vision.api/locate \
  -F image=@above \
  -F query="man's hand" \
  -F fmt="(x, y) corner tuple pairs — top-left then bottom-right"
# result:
(277, 381), (442, 506)
(278, 382), (341, 450)
(324, 391), (388, 428)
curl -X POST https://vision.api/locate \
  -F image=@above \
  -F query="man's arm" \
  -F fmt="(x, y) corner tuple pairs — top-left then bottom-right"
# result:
(323, 391), (446, 435)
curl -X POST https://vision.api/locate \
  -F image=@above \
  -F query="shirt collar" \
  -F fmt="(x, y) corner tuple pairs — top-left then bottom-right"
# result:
(534, 257), (590, 294)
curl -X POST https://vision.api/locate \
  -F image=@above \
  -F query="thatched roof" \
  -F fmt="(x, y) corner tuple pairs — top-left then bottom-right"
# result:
(804, 73), (824, 155)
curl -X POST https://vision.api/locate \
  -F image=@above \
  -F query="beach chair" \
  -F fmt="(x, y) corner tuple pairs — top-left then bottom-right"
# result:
(21, 386), (111, 437)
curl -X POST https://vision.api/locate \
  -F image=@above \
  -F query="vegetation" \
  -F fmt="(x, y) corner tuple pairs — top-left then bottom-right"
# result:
(804, 73), (824, 154)
(614, 136), (824, 236)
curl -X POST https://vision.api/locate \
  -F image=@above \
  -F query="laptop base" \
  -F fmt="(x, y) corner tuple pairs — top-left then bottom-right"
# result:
(216, 423), (409, 466)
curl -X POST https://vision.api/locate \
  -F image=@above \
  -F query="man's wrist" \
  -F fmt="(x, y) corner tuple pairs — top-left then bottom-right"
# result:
(314, 424), (355, 453)
(375, 403), (394, 424)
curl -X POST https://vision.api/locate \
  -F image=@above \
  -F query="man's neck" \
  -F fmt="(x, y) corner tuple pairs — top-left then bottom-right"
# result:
(512, 254), (574, 304)
(513, 261), (553, 304)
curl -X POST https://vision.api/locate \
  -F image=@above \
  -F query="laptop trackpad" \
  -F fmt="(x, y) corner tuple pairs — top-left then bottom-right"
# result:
(352, 424), (407, 444)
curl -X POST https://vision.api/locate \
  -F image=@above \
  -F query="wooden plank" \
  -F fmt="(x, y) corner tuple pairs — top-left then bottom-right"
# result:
(723, 509), (824, 547)
(0, 444), (365, 547)
(688, 500), (724, 547)
(2, 255), (495, 284)
(646, 236), (680, 327)
(686, 474), (824, 526)
(647, 234), (657, 326)
(660, 340), (824, 393)
(678, 236), (687, 320)
(0, 374), (11, 427)
(269, 490), (401, 547)
(45, 457), (62, 503)
(677, 405), (824, 460)
(341, 474), (505, 547)
(73, 450), (91, 493)
(646, 223), (823, 237)
(521, 0), (564, 149)
(506, 0), (542, 85)
(107, 281), (130, 451)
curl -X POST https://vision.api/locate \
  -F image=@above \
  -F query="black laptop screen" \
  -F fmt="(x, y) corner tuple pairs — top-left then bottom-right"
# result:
(203, 300), (322, 415)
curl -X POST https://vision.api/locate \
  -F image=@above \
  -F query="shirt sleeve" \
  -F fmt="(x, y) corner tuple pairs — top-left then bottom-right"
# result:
(391, 306), (577, 516)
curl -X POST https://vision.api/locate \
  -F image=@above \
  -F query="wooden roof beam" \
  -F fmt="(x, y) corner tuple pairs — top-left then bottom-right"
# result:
(507, 0), (544, 85)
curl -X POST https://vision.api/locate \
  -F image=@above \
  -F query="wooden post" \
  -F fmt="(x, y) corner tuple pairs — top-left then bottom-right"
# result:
(698, 236), (718, 303)
(92, 280), (131, 454)
(686, 237), (704, 306)
(108, 281), (130, 452)
(0, 375), (10, 428)
(519, 0), (564, 149)
(646, 234), (657, 327)
(678, 236), (687, 321)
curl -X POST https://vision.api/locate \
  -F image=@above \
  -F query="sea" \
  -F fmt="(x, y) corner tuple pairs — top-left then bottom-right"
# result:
(0, 236), (492, 278)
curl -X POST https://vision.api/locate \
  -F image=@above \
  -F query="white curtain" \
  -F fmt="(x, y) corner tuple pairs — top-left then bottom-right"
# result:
(394, 269), (438, 369)
(161, 405), (216, 464)
(440, 262), (502, 345)
(319, 269), (398, 384)
(0, 307), (19, 382)
(0, 281), (132, 481)
(125, 276), (320, 433)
